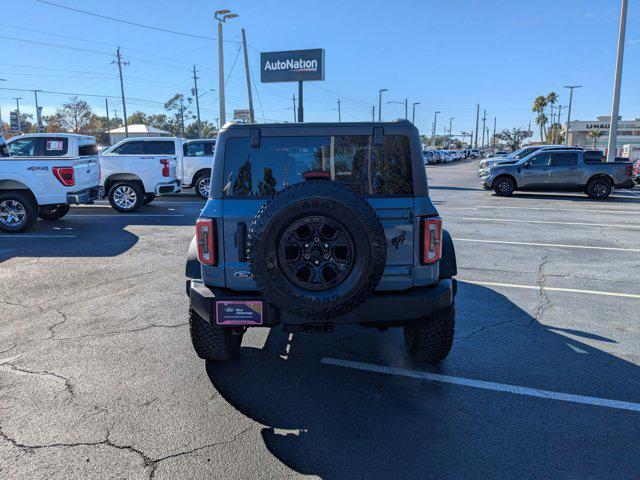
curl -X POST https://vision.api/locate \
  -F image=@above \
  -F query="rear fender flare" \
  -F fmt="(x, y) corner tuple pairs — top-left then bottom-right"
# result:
(186, 235), (201, 280)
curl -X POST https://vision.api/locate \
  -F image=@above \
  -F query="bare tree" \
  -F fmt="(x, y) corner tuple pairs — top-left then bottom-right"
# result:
(496, 128), (529, 151)
(54, 96), (96, 133)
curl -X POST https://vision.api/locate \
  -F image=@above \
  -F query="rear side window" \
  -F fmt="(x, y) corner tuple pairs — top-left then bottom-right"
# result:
(112, 141), (143, 154)
(42, 138), (69, 156)
(550, 152), (578, 166)
(223, 135), (413, 198)
(143, 141), (175, 155)
(8, 138), (37, 156)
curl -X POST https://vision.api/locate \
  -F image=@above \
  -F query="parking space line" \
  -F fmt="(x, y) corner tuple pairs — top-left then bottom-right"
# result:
(459, 279), (640, 299)
(453, 238), (640, 253)
(450, 216), (640, 230)
(460, 205), (639, 215)
(0, 235), (77, 239)
(321, 357), (640, 412)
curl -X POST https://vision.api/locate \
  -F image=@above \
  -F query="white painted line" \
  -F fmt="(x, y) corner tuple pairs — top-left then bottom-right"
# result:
(66, 214), (185, 218)
(459, 279), (640, 299)
(0, 235), (77, 239)
(321, 357), (640, 412)
(460, 205), (640, 215)
(450, 216), (640, 230)
(453, 237), (640, 253)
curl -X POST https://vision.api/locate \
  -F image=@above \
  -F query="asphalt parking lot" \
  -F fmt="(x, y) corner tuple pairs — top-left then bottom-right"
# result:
(1, 160), (639, 479)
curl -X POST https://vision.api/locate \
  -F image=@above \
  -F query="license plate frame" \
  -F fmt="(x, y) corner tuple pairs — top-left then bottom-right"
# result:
(215, 300), (264, 326)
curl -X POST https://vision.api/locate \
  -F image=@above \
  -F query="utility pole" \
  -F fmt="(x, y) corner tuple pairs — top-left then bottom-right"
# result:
(105, 98), (111, 146)
(555, 105), (565, 144)
(241, 29), (255, 124)
(448, 117), (454, 148)
(192, 65), (202, 137)
(291, 95), (297, 122)
(481, 109), (487, 148)
(412, 102), (420, 124)
(13, 97), (22, 131)
(337, 98), (341, 122)
(371, 105), (375, 122)
(607, 0), (627, 162)
(214, 10), (238, 127)
(548, 105), (554, 144)
(403, 98), (408, 120)
(474, 104), (480, 148)
(492, 116), (497, 153)
(297, 81), (304, 122)
(178, 96), (186, 137)
(377, 88), (388, 121)
(32, 90), (43, 132)
(564, 85), (582, 146)
(432, 111), (440, 147)
(113, 47), (129, 138)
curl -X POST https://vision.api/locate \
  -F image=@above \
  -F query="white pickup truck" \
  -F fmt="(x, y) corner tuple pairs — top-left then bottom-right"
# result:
(100, 137), (215, 202)
(1, 133), (101, 233)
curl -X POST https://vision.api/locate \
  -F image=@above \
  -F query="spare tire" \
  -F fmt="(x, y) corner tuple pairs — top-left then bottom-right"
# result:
(247, 181), (386, 320)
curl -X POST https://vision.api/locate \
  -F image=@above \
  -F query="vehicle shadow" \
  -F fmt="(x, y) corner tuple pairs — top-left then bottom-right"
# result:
(0, 203), (199, 261)
(206, 281), (640, 479)
(491, 192), (640, 204)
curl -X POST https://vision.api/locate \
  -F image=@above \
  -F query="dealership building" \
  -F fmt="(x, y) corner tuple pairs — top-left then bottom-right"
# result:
(565, 116), (640, 153)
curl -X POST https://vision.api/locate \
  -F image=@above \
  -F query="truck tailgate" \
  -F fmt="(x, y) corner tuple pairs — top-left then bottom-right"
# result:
(71, 156), (100, 190)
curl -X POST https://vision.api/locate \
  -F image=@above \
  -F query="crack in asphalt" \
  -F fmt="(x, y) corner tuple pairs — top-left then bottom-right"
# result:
(0, 424), (255, 480)
(0, 362), (75, 397)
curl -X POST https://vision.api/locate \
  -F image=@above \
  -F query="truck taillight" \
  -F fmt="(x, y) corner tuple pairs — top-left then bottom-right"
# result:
(421, 216), (442, 264)
(196, 218), (217, 266)
(160, 159), (170, 177)
(52, 166), (75, 187)
(626, 164), (633, 176)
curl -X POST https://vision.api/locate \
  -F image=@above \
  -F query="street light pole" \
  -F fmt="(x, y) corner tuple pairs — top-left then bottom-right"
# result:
(481, 109), (487, 148)
(432, 111), (440, 147)
(474, 104), (480, 149)
(563, 85), (582, 146)
(555, 105), (565, 144)
(607, 0), (628, 162)
(377, 89), (388, 122)
(412, 102), (419, 124)
(404, 98), (408, 120)
(337, 98), (341, 122)
(448, 117), (454, 148)
(214, 9), (238, 128)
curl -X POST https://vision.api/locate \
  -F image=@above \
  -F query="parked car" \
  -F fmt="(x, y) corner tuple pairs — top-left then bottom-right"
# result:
(479, 148), (635, 199)
(185, 120), (458, 363)
(478, 145), (573, 173)
(423, 150), (437, 165)
(438, 150), (454, 163)
(99, 137), (182, 212)
(1, 133), (101, 232)
(182, 139), (216, 198)
(432, 150), (443, 163)
(468, 148), (481, 159)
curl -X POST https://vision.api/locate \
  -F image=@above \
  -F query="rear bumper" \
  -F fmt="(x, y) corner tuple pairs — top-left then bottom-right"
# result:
(155, 180), (181, 195)
(66, 186), (102, 205)
(188, 278), (456, 328)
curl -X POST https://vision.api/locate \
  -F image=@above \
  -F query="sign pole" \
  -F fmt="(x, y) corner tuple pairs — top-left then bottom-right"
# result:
(298, 81), (304, 123)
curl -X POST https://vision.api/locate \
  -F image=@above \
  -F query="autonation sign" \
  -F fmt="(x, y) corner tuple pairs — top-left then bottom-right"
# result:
(260, 49), (325, 83)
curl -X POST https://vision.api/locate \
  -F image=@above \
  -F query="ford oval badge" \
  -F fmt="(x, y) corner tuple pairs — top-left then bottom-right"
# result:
(234, 271), (253, 279)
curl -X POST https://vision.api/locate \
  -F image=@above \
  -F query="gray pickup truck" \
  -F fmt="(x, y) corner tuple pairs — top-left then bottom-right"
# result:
(186, 120), (458, 363)
(480, 147), (635, 199)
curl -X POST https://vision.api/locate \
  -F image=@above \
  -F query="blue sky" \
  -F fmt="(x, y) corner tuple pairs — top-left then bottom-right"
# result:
(2, 0), (639, 137)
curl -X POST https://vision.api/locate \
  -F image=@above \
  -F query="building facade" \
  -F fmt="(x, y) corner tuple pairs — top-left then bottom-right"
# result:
(565, 116), (640, 153)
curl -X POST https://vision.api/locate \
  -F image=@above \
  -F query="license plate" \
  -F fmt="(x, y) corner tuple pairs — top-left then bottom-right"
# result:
(215, 300), (264, 326)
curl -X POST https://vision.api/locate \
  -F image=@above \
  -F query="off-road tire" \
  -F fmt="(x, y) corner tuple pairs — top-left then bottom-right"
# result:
(38, 204), (70, 221)
(247, 181), (387, 320)
(403, 304), (455, 363)
(189, 308), (242, 360)
(493, 176), (515, 196)
(586, 177), (612, 200)
(0, 191), (38, 233)
(108, 181), (144, 213)
(143, 193), (156, 205)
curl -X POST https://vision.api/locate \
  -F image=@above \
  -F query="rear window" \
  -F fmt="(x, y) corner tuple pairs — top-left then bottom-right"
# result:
(79, 143), (98, 156)
(184, 141), (215, 157)
(143, 141), (175, 155)
(42, 138), (69, 156)
(223, 135), (413, 198)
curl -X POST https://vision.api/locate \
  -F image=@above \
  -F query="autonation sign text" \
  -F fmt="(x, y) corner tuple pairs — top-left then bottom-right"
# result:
(260, 49), (325, 83)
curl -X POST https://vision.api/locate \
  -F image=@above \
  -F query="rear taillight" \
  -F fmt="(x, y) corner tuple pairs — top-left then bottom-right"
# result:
(196, 218), (217, 266)
(160, 159), (170, 177)
(626, 165), (633, 176)
(52, 166), (75, 187)
(421, 216), (442, 264)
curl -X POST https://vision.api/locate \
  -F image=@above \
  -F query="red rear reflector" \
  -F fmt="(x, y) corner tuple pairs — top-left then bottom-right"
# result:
(52, 166), (75, 187)
(421, 217), (442, 264)
(196, 218), (217, 266)
(160, 159), (170, 177)
(302, 171), (331, 180)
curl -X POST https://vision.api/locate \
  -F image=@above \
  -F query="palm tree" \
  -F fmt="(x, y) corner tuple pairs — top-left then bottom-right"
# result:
(586, 130), (604, 150)
(532, 96), (548, 142)
(545, 92), (559, 144)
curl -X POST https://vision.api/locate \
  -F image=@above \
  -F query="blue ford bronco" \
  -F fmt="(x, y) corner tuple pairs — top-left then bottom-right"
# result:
(186, 120), (457, 362)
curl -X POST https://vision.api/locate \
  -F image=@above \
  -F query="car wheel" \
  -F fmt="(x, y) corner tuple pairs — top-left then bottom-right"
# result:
(143, 193), (156, 205)
(404, 304), (455, 363)
(38, 204), (70, 221)
(494, 176), (515, 196)
(194, 173), (211, 200)
(247, 180), (387, 320)
(0, 191), (38, 233)
(586, 177), (612, 200)
(189, 308), (242, 360)
(108, 181), (144, 213)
